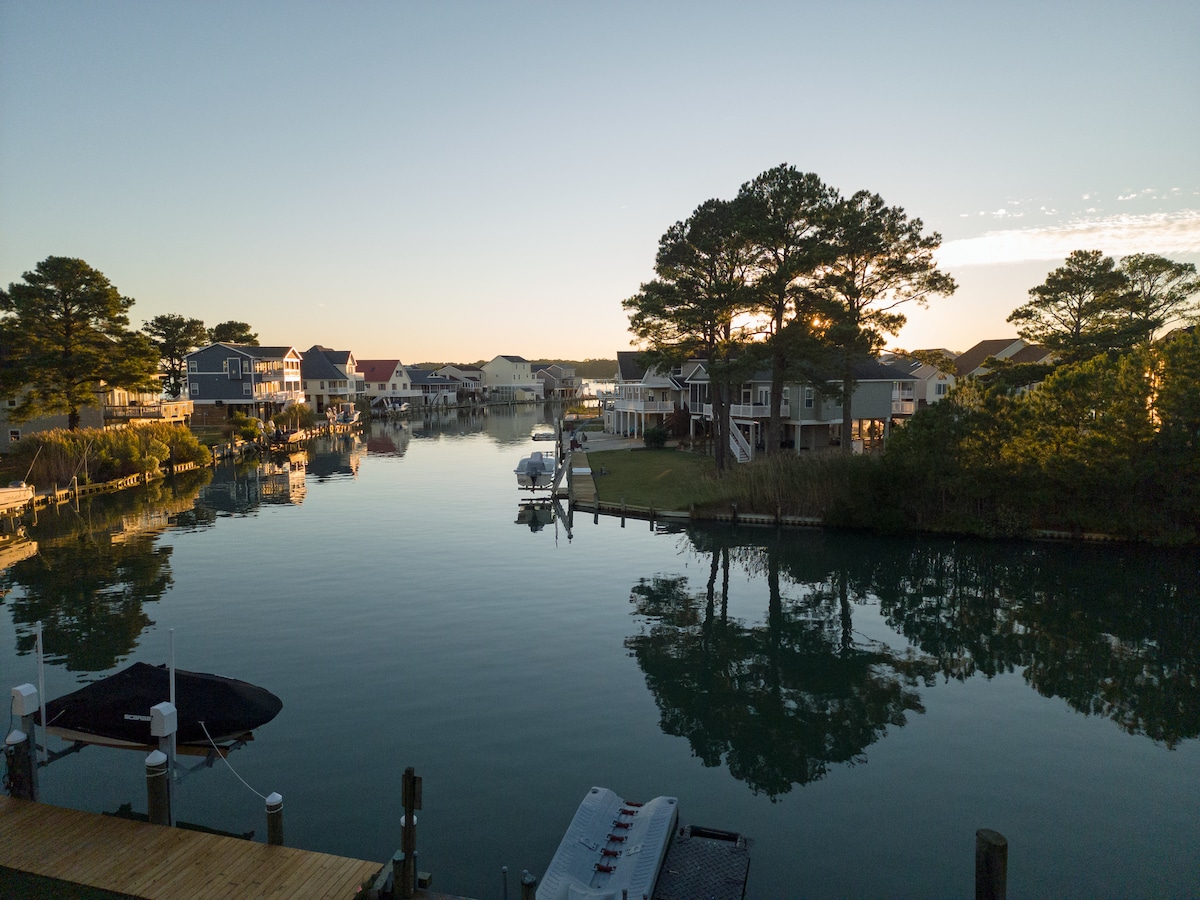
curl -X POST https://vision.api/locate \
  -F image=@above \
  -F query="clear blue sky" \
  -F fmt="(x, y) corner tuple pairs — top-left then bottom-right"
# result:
(3, 1), (1197, 362)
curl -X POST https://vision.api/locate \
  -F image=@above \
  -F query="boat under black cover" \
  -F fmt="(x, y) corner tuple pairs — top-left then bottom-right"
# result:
(36, 662), (283, 749)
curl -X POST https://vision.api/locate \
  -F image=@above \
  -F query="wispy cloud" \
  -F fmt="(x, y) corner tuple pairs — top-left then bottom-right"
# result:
(937, 210), (1200, 267)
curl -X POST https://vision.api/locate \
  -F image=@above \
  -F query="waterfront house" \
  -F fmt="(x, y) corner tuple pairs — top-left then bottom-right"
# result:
(185, 343), (304, 426)
(434, 365), (483, 400)
(482, 355), (543, 401)
(954, 339), (1052, 379)
(0, 382), (191, 452)
(358, 359), (422, 409)
(535, 363), (582, 400)
(881, 350), (958, 411)
(606, 351), (687, 438)
(301, 345), (361, 416)
(408, 368), (460, 406)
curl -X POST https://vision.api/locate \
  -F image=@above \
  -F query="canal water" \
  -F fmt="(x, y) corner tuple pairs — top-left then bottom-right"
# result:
(2, 407), (1198, 899)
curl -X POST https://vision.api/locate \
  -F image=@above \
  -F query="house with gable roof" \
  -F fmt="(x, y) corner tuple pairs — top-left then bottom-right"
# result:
(481, 355), (543, 401)
(435, 364), (483, 400)
(185, 343), (304, 425)
(606, 351), (685, 437)
(881, 350), (958, 411)
(358, 359), (420, 409)
(300, 345), (360, 415)
(954, 339), (1052, 379)
(534, 363), (582, 400)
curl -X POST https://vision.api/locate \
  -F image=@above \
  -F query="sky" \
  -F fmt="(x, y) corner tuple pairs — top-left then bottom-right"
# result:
(2, 1), (1198, 363)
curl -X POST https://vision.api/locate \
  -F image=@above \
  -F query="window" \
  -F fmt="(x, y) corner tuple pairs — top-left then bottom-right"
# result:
(189, 383), (199, 397)
(188, 360), (198, 373)
(9, 430), (19, 443)
(320, 381), (325, 389)
(243, 383), (252, 396)
(804, 388), (814, 409)
(6, 399), (15, 408)
(936, 383), (949, 396)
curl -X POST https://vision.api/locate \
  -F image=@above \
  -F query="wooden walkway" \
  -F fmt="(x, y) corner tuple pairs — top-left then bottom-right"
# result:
(0, 796), (467, 899)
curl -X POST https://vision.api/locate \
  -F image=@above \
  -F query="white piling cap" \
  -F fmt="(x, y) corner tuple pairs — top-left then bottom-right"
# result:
(266, 792), (283, 807)
(146, 749), (168, 766)
(11, 683), (37, 716)
(5, 729), (28, 746)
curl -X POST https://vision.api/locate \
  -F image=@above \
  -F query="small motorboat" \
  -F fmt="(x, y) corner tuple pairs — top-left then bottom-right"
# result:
(0, 481), (34, 515)
(36, 662), (283, 750)
(515, 451), (556, 489)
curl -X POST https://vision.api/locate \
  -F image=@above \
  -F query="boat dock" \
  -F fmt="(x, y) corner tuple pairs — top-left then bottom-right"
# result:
(0, 796), (471, 899)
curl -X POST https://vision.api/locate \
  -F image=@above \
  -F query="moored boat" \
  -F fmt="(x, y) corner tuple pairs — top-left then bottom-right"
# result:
(0, 481), (34, 515)
(36, 661), (283, 750)
(515, 450), (556, 489)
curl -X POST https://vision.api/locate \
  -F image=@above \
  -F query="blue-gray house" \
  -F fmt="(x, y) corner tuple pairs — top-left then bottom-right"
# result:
(185, 343), (305, 425)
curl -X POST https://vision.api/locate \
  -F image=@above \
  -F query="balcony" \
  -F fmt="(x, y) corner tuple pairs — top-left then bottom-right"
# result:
(104, 400), (193, 423)
(699, 401), (790, 419)
(613, 399), (676, 413)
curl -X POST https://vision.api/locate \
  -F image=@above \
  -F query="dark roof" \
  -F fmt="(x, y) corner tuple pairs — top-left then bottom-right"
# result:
(616, 351), (646, 381)
(301, 345), (350, 381)
(954, 339), (1021, 377)
(851, 360), (915, 381)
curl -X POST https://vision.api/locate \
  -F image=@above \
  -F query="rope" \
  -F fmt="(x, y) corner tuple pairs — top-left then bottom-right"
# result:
(197, 720), (269, 801)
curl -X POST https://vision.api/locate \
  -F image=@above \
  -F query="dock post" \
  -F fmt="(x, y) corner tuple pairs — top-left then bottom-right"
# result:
(649, 507), (654, 530)
(145, 750), (171, 826)
(6, 684), (40, 801)
(399, 766), (422, 898)
(975, 828), (1008, 900)
(621, 498), (626, 527)
(266, 792), (284, 845)
(520, 869), (538, 900)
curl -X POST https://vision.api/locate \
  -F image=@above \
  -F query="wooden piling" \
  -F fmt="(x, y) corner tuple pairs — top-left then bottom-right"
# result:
(145, 750), (171, 827)
(520, 869), (538, 900)
(4, 729), (37, 802)
(266, 792), (283, 846)
(975, 828), (1008, 900)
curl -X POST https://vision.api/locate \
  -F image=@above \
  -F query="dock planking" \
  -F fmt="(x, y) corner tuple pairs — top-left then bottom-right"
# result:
(0, 796), (478, 899)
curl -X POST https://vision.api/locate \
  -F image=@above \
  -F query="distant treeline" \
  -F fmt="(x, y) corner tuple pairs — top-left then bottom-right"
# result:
(412, 358), (618, 379)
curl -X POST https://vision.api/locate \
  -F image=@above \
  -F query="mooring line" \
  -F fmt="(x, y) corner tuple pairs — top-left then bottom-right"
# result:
(198, 720), (268, 801)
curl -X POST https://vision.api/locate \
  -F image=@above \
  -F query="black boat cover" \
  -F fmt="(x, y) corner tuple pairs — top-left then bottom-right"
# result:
(36, 662), (283, 747)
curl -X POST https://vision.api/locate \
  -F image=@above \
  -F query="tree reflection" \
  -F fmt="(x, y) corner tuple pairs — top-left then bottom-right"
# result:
(628, 526), (1200, 800)
(3, 474), (205, 673)
(869, 540), (1200, 747)
(627, 530), (934, 798)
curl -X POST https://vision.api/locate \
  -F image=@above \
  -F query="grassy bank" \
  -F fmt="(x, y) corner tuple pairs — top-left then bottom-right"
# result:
(586, 447), (873, 520)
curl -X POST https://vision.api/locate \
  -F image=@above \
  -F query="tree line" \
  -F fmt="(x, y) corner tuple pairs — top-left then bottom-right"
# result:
(624, 164), (957, 470)
(0, 255), (258, 428)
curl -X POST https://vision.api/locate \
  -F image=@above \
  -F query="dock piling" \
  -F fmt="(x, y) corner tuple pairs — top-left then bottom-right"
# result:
(520, 869), (538, 900)
(145, 750), (171, 827)
(266, 792), (283, 846)
(5, 684), (39, 801)
(975, 828), (1008, 900)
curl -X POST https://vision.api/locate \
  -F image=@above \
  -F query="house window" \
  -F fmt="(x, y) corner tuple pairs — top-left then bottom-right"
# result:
(936, 383), (949, 396)
(243, 384), (252, 396)
(188, 360), (198, 373)
(189, 383), (199, 397)
(9, 430), (19, 443)
(6, 399), (15, 408)
(804, 388), (814, 409)
(320, 381), (325, 389)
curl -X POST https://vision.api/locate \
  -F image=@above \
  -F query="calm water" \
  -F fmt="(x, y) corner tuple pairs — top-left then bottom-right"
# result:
(2, 407), (1198, 899)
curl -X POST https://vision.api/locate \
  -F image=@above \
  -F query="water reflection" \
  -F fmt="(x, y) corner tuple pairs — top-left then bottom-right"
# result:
(3, 472), (209, 672)
(627, 529), (933, 799)
(628, 528), (1200, 799)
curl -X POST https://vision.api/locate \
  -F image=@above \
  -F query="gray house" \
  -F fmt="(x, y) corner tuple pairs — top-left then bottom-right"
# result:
(185, 343), (304, 425)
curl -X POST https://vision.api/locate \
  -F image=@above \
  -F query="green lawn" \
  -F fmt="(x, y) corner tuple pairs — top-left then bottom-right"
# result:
(586, 448), (733, 511)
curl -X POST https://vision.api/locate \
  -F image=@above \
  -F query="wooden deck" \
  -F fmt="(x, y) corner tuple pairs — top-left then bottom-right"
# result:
(0, 795), (441, 899)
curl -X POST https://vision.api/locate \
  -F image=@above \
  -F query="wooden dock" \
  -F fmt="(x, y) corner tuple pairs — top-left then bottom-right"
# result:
(0, 796), (466, 899)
